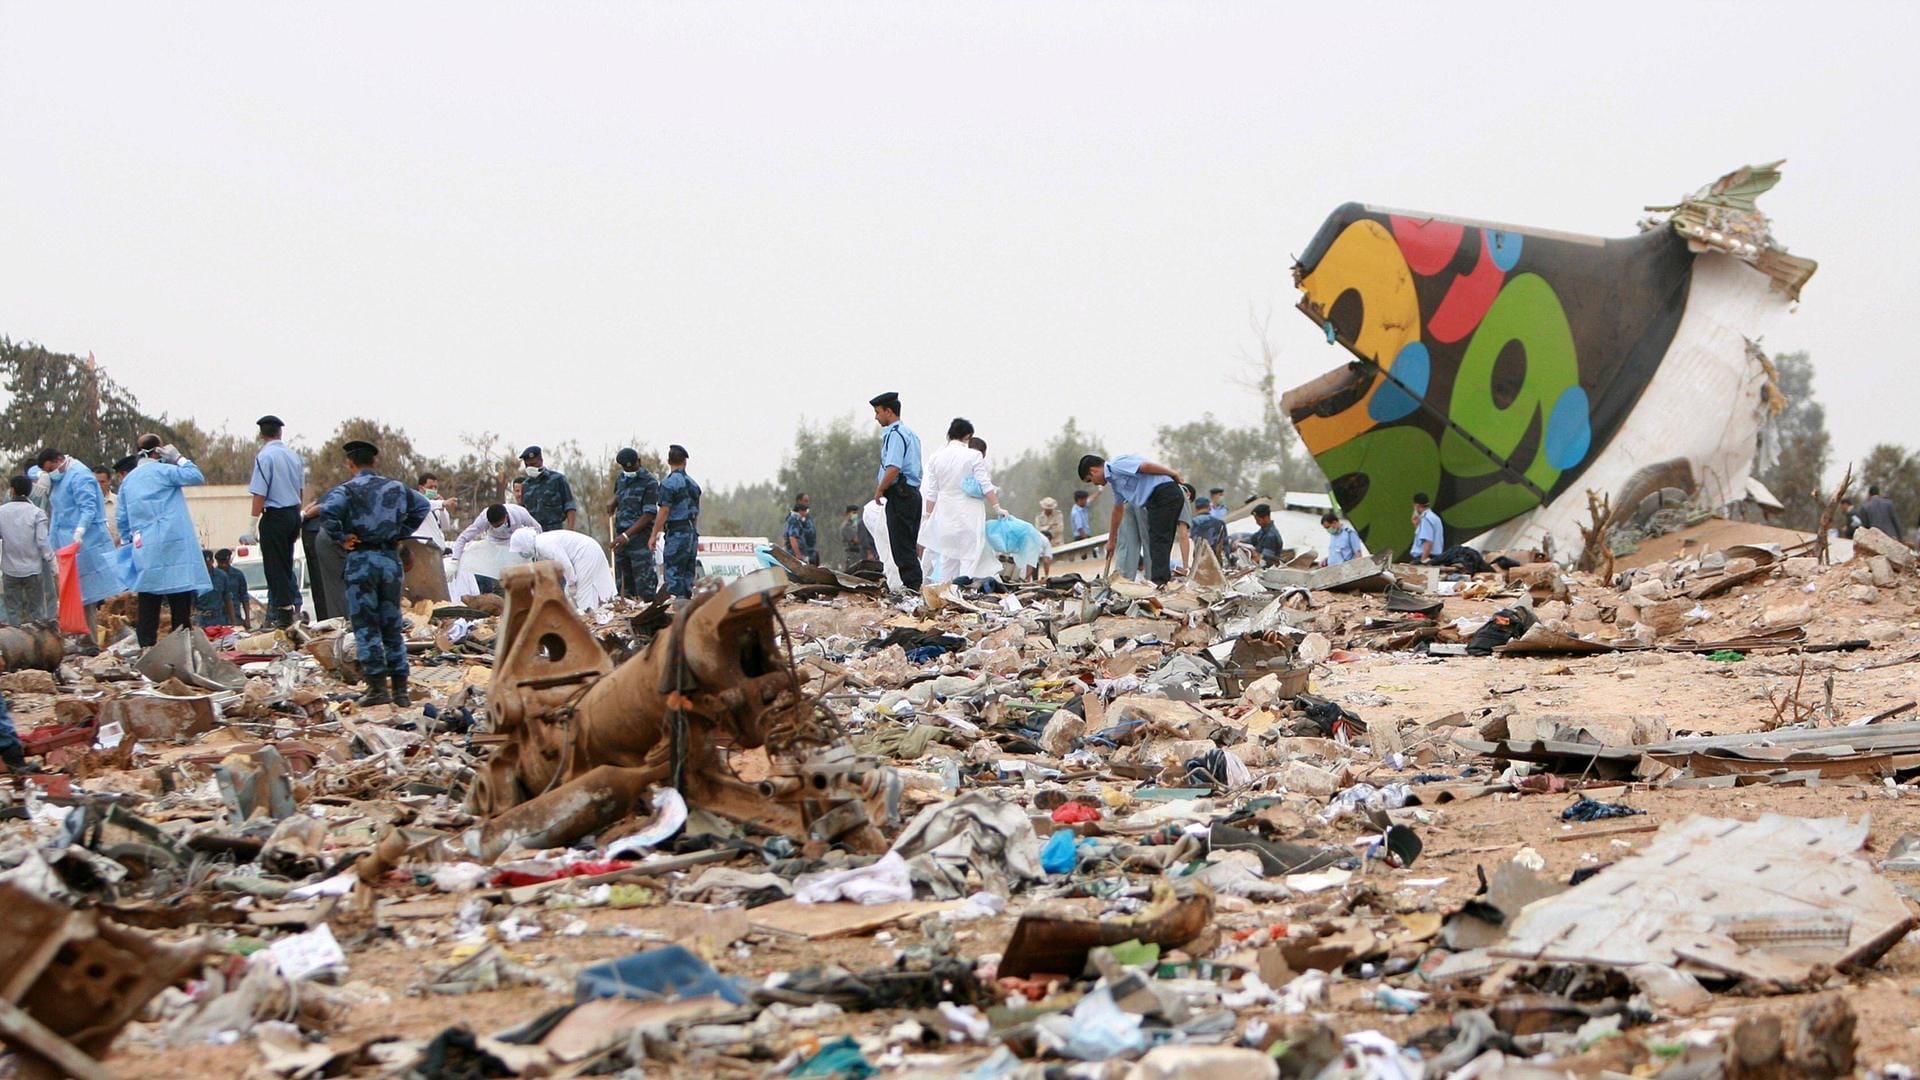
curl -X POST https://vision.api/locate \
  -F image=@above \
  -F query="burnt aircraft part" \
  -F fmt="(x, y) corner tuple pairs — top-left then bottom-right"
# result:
(469, 564), (895, 857)
(0, 623), (64, 673)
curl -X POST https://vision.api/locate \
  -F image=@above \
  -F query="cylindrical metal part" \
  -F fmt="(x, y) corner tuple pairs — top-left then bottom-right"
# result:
(0, 624), (64, 673)
(464, 763), (667, 862)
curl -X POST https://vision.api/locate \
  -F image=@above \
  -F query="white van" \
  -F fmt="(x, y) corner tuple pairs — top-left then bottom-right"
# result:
(225, 543), (316, 622)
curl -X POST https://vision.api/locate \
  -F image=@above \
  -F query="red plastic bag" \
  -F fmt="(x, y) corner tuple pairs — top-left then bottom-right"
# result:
(55, 543), (87, 635)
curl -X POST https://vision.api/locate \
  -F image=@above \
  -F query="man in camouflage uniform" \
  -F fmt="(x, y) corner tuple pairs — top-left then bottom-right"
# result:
(608, 447), (660, 599)
(319, 440), (430, 707)
(648, 444), (701, 598)
(517, 445), (577, 532)
(783, 500), (816, 564)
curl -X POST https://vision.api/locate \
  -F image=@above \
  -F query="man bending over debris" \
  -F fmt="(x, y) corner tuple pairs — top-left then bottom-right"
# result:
(510, 527), (617, 611)
(1080, 452), (1184, 586)
(1322, 512), (1362, 566)
(1242, 503), (1284, 566)
(318, 439), (430, 708)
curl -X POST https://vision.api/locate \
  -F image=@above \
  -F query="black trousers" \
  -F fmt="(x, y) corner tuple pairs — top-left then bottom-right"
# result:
(1142, 481), (1184, 585)
(137, 591), (195, 648)
(884, 478), (923, 591)
(259, 506), (303, 626)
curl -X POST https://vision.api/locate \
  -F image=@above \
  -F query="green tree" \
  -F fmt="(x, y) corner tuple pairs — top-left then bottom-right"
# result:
(1860, 444), (1920, 529)
(1154, 310), (1310, 509)
(1754, 350), (1830, 530)
(776, 416), (875, 531)
(699, 479), (785, 539)
(0, 338), (177, 473)
(993, 417), (1104, 519)
(167, 418), (259, 486)
(306, 418), (430, 498)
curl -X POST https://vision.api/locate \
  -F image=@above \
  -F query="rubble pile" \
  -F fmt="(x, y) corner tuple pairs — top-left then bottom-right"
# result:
(8, 518), (1920, 1079)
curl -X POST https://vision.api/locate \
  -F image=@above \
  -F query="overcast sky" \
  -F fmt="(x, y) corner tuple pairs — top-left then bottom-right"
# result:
(2, 3), (1910, 488)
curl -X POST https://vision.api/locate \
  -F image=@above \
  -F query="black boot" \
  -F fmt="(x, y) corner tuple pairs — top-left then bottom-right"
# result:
(2, 743), (35, 774)
(357, 674), (392, 707)
(390, 673), (412, 708)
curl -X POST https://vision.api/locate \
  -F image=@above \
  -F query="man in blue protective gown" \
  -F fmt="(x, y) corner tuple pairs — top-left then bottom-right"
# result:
(648, 444), (701, 598)
(36, 446), (125, 635)
(116, 435), (213, 647)
(318, 440), (430, 707)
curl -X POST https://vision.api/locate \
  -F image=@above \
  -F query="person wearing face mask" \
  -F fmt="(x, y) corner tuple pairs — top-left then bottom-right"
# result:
(411, 473), (457, 548)
(607, 448), (660, 599)
(516, 447), (577, 533)
(36, 446), (125, 635)
(117, 435), (214, 647)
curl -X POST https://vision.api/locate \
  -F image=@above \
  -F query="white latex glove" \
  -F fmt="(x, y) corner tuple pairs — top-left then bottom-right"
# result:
(158, 444), (182, 464)
(995, 508), (1011, 519)
(71, 526), (85, 543)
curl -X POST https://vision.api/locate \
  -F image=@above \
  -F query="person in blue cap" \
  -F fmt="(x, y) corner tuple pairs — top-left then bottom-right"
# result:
(648, 445), (702, 598)
(248, 414), (306, 628)
(517, 446), (577, 533)
(607, 447), (660, 599)
(116, 434), (213, 646)
(869, 391), (924, 592)
(318, 439), (430, 707)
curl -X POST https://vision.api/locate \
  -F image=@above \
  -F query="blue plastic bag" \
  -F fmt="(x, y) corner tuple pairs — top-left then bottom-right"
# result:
(1041, 829), (1081, 874)
(574, 944), (748, 1005)
(984, 517), (1047, 573)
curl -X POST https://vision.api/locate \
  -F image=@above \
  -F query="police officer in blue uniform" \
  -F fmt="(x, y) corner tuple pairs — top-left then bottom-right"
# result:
(318, 440), (430, 707)
(649, 445), (701, 598)
(517, 446), (577, 533)
(608, 447), (661, 599)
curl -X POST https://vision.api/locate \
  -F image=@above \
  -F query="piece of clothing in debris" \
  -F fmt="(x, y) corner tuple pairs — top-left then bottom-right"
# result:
(1412, 507), (1445, 561)
(451, 503), (541, 562)
(118, 458), (214, 600)
(1430, 545), (1493, 574)
(519, 467), (577, 533)
(784, 511), (818, 564)
(1247, 521), (1285, 566)
(509, 528), (617, 611)
(0, 690), (20, 766)
(1034, 505), (1064, 545)
(1070, 502), (1091, 539)
(1325, 523), (1362, 565)
(1561, 796), (1644, 822)
(922, 440), (1001, 585)
(1862, 494), (1903, 540)
(1466, 605), (1538, 656)
(875, 419), (923, 489)
(45, 459), (124, 606)
(659, 468), (702, 598)
(0, 498), (55, 579)
(1187, 512), (1226, 558)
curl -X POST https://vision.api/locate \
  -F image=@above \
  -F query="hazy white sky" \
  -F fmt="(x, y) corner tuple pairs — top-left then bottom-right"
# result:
(3, 3), (1911, 487)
